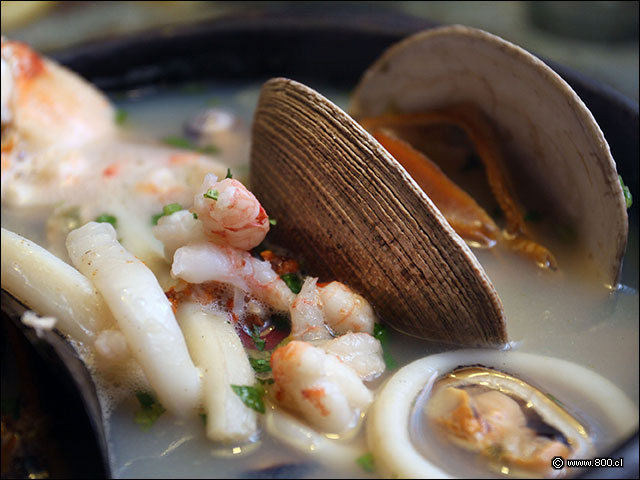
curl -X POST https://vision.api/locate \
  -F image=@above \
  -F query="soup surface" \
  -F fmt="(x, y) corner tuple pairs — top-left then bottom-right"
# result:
(1, 76), (638, 479)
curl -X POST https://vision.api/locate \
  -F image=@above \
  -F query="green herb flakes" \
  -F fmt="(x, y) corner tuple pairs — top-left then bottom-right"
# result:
(249, 357), (272, 373)
(163, 136), (195, 149)
(231, 385), (265, 414)
(373, 323), (398, 370)
(356, 452), (376, 473)
(151, 213), (163, 225)
(192, 212), (199, 219)
(203, 189), (219, 201)
(95, 213), (117, 228)
(163, 203), (183, 216)
(199, 413), (207, 426)
(134, 392), (166, 430)
(151, 203), (183, 225)
(225, 168), (233, 179)
(251, 325), (266, 351)
(269, 217), (277, 226)
(619, 175), (632, 209)
(162, 135), (219, 155)
(280, 273), (302, 294)
(114, 109), (128, 125)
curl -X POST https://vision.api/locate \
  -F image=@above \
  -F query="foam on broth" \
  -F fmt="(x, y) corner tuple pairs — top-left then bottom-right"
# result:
(1, 81), (637, 479)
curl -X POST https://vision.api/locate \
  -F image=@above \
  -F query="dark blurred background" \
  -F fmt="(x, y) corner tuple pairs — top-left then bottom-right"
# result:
(1, 1), (638, 101)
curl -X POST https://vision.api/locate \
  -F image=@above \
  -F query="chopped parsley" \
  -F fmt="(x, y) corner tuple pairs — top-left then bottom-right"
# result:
(619, 175), (632, 209)
(249, 357), (272, 373)
(251, 325), (266, 351)
(192, 212), (198, 219)
(95, 213), (117, 228)
(134, 392), (165, 430)
(356, 452), (376, 473)
(269, 217), (277, 226)
(231, 385), (265, 414)
(151, 203), (183, 225)
(225, 168), (233, 179)
(373, 323), (398, 370)
(162, 136), (219, 155)
(114, 109), (128, 125)
(203, 189), (219, 201)
(280, 273), (302, 294)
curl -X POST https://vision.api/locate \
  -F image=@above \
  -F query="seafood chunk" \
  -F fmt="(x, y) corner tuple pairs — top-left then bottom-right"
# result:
(290, 277), (332, 342)
(171, 241), (294, 312)
(193, 173), (270, 250)
(320, 332), (385, 381)
(1, 38), (115, 149)
(66, 222), (202, 416)
(318, 281), (375, 335)
(271, 341), (373, 434)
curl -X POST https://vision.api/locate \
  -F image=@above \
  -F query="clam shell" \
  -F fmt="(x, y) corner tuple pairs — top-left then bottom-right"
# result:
(250, 78), (506, 345)
(350, 25), (628, 287)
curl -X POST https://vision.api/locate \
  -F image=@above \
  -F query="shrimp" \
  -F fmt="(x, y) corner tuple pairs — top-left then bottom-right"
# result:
(152, 210), (207, 262)
(1, 38), (115, 150)
(270, 341), (373, 434)
(290, 277), (333, 342)
(193, 173), (269, 250)
(318, 281), (375, 335)
(320, 332), (385, 381)
(171, 241), (295, 312)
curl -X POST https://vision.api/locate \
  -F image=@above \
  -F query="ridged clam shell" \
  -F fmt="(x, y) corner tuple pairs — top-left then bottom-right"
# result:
(250, 77), (506, 345)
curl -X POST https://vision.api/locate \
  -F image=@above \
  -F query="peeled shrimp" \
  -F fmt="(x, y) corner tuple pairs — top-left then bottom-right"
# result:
(1, 38), (115, 150)
(321, 332), (385, 381)
(290, 277), (333, 342)
(270, 340), (373, 434)
(193, 173), (269, 250)
(318, 281), (375, 335)
(171, 241), (295, 312)
(153, 210), (207, 262)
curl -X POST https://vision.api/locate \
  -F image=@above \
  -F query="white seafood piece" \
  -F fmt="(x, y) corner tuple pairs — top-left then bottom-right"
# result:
(193, 173), (270, 250)
(177, 302), (257, 443)
(349, 25), (628, 287)
(290, 277), (332, 342)
(172, 241), (294, 312)
(320, 332), (385, 381)
(1, 227), (113, 343)
(271, 340), (373, 434)
(1, 38), (115, 149)
(153, 210), (207, 262)
(66, 222), (202, 416)
(367, 350), (638, 478)
(318, 281), (375, 335)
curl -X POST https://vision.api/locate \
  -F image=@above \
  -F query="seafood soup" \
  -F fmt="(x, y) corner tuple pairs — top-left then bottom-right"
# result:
(1, 34), (638, 479)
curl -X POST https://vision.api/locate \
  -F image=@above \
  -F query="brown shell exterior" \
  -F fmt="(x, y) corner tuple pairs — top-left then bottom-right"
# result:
(250, 78), (506, 346)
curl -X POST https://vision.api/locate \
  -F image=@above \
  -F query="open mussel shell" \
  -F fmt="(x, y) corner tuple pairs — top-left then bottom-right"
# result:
(368, 349), (638, 478)
(350, 25), (628, 287)
(250, 77), (506, 345)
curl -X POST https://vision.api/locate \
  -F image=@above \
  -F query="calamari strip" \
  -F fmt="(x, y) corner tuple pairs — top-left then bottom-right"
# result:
(1, 227), (113, 342)
(177, 302), (257, 443)
(66, 222), (201, 415)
